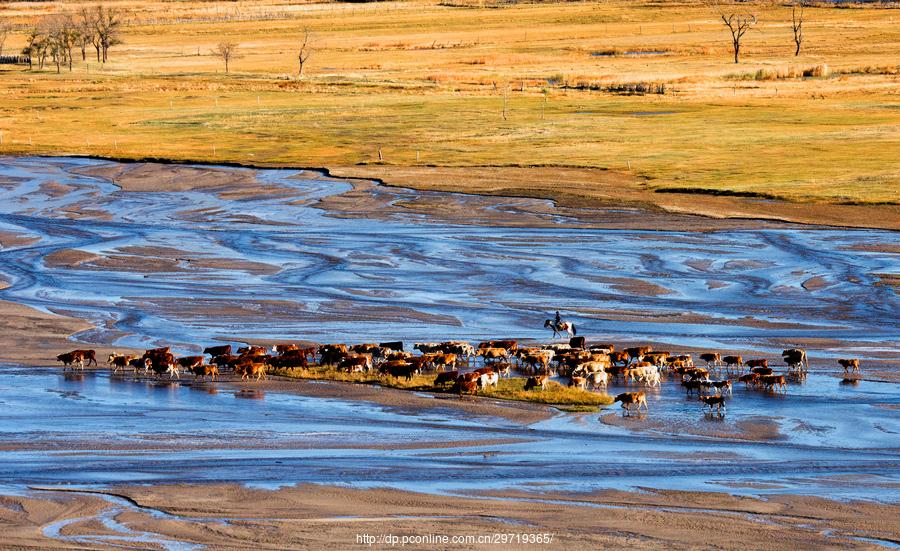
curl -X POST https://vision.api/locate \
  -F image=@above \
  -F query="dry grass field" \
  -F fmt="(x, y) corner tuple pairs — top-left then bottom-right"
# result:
(0, 0), (898, 218)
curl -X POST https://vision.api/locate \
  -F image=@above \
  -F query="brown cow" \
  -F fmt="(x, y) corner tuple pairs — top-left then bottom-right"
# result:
(107, 353), (139, 373)
(722, 355), (743, 370)
(745, 359), (768, 369)
(204, 344), (232, 357)
(339, 355), (370, 373)
(434, 370), (459, 386)
(319, 344), (349, 366)
(453, 377), (478, 396)
(477, 347), (508, 363)
(71, 349), (97, 367)
(272, 343), (299, 355)
(524, 375), (550, 391)
(614, 392), (648, 415)
(751, 366), (773, 376)
(176, 356), (205, 370)
(478, 340), (517, 351)
(682, 379), (703, 396)
(590, 343), (615, 354)
(569, 376), (587, 389)
(838, 358), (860, 373)
(428, 353), (457, 371)
(699, 352), (720, 367)
(609, 351), (630, 367)
(269, 353), (308, 369)
(624, 346), (652, 364)
(237, 345), (268, 357)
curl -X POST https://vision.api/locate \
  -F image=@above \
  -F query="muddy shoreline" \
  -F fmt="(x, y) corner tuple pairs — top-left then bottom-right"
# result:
(6, 483), (898, 550)
(47, 154), (900, 231)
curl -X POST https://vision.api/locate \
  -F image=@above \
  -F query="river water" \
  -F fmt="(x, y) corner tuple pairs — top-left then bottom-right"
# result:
(0, 156), (897, 504)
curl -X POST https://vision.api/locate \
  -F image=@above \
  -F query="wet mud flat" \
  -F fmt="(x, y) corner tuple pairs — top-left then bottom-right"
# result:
(0, 365), (898, 549)
(0, 156), (898, 548)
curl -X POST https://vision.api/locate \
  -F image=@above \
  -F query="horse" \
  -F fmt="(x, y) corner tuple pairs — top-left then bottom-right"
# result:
(544, 319), (576, 338)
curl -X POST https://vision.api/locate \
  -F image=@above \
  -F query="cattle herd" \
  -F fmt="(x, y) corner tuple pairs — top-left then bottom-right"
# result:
(54, 336), (863, 417)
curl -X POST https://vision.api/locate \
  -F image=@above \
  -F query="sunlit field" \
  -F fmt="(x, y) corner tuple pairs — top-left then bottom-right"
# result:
(1, 0), (897, 207)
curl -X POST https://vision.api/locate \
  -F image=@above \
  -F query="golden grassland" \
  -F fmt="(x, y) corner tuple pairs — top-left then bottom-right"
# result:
(271, 366), (613, 409)
(0, 0), (898, 211)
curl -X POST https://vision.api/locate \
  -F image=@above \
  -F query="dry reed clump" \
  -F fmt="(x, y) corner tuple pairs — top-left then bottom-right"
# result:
(840, 65), (900, 76)
(746, 63), (830, 81)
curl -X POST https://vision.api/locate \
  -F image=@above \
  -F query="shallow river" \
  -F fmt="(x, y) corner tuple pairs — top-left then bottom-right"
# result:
(0, 156), (897, 504)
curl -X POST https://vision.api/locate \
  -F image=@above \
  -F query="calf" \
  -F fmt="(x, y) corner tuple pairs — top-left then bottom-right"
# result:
(191, 364), (219, 381)
(738, 373), (760, 388)
(57, 351), (85, 371)
(492, 362), (512, 378)
(237, 363), (267, 382)
(569, 376), (587, 390)
(478, 371), (499, 389)
(838, 358), (860, 373)
(524, 375), (550, 391)
(745, 358), (768, 369)
(588, 371), (608, 388)
(699, 394), (726, 415)
(614, 392), (648, 416)
(760, 374), (787, 393)
(751, 366), (773, 376)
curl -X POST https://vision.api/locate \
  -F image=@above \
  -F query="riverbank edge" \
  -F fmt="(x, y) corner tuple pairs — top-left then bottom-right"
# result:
(10, 154), (899, 231)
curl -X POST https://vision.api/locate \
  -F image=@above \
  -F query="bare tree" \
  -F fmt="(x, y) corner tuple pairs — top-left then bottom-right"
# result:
(22, 27), (44, 70)
(44, 17), (66, 73)
(78, 7), (98, 62)
(712, 1), (758, 63)
(791, 2), (804, 56)
(94, 5), (122, 63)
(297, 28), (314, 78)
(213, 41), (238, 73)
(46, 14), (81, 72)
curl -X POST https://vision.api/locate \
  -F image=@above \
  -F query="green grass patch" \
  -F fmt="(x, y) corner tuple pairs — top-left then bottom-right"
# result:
(271, 366), (612, 409)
